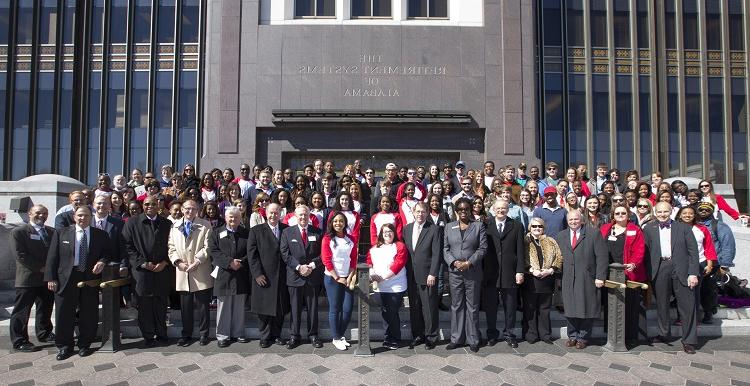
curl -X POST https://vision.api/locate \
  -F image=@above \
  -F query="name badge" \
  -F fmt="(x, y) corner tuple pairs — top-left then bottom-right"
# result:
(30, 234), (41, 240)
(220, 230), (228, 239)
(626, 230), (637, 236)
(308, 235), (317, 241)
(452, 225), (459, 229)
(291, 239), (299, 243)
(62, 240), (70, 244)
(608, 235), (618, 241)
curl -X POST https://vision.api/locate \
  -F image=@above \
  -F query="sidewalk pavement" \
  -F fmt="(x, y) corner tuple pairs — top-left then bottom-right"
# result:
(1, 336), (749, 386)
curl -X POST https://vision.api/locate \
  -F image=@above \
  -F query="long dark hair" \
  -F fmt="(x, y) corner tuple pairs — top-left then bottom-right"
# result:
(376, 223), (397, 248)
(326, 211), (351, 247)
(333, 191), (354, 211)
(676, 206), (697, 225)
(427, 193), (443, 214)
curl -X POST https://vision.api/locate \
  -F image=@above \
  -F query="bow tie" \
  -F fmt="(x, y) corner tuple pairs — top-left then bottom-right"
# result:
(659, 221), (672, 229)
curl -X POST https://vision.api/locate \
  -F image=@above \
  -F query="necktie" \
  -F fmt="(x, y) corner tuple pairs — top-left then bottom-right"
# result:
(498, 221), (504, 234)
(38, 227), (47, 244)
(78, 230), (88, 272)
(301, 227), (308, 247)
(571, 229), (577, 249)
(659, 222), (671, 229)
(184, 221), (191, 238)
(273, 227), (279, 239)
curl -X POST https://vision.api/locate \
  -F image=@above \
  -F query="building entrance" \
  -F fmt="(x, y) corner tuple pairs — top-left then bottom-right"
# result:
(281, 152), (459, 176)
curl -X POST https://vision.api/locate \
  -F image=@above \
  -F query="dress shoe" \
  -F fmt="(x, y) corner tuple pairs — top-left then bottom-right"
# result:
(575, 341), (587, 350)
(311, 338), (323, 348)
(217, 339), (230, 348)
(565, 339), (577, 347)
(38, 332), (55, 343)
(507, 338), (518, 348)
(199, 336), (210, 346)
(541, 338), (554, 345)
(177, 337), (191, 347)
(650, 335), (669, 344)
(446, 342), (461, 350)
(683, 343), (696, 354)
(143, 339), (157, 348)
(486, 338), (499, 347)
(274, 337), (287, 346)
(469, 345), (479, 353)
(156, 336), (170, 346)
(78, 347), (94, 357)
(410, 336), (425, 348)
(259, 340), (271, 348)
(438, 303), (450, 311)
(425, 340), (435, 350)
(56, 349), (72, 361)
(287, 338), (300, 349)
(526, 338), (539, 344)
(14, 342), (37, 352)
(236, 337), (251, 343)
(382, 341), (399, 350)
(701, 315), (713, 324)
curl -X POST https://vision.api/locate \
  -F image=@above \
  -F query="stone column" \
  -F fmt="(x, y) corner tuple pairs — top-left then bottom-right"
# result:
(604, 263), (628, 352)
(354, 263), (373, 357)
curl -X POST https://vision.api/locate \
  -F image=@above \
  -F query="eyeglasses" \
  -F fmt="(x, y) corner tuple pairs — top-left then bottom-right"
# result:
(240, 168), (249, 171)
(699, 184), (710, 188)
(547, 167), (557, 171)
(365, 171), (374, 174)
(697, 208), (713, 212)
(614, 212), (628, 216)
(462, 183), (471, 186)
(637, 204), (650, 208)
(530, 225), (544, 229)
(407, 171), (416, 175)
(144, 175), (155, 179)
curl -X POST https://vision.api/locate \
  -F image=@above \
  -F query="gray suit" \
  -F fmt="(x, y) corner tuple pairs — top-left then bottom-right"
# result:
(642, 221), (700, 345)
(443, 220), (487, 346)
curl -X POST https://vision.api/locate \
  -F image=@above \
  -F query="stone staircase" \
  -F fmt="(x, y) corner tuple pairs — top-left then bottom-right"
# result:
(0, 289), (748, 341)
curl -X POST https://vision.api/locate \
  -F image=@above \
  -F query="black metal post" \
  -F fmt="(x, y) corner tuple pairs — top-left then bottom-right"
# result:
(604, 263), (627, 352)
(354, 263), (373, 357)
(99, 264), (122, 353)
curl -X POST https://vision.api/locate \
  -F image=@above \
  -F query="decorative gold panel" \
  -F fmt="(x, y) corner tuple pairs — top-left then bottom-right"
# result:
(110, 61), (126, 70)
(16, 62), (30, 70)
(0, 63), (7, 71)
(64, 46), (74, 55)
(730, 52), (745, 61)
(708, 67), (722, 76)
(16, 46), (31, 55)
(158, 45), (174, 54)
(593, 64), (608, 73)
(667, 50), (678, 59)
(685, 66), (700, 76)
(569, 63), (585, 72)
(134, 61), (150, 70)
(183, 45), (199, 54)
(616, 65), (632, 73)
(592, 49), (608, 57)
(639, 65), (651, 74)
(135, 45), (150, 54)
(39, 62), (55, 71)
(40, 46), (55, 55)
(731, 68), (746, 76)
(182, 61), (198, 69)
(684, 51), (699, 60)
(0, 46), (7, 55)
(111, 45), (126, 54)
(639, 50), (651, 59)
(92, 46), (103, 54)
(615, 49), (631, 58)
(158, 60), (173, 69)
(708, 51), (722, 60)
(667, 66), (678, 75)
(64, 62), (73, 71)
(91, 62), (103, 70)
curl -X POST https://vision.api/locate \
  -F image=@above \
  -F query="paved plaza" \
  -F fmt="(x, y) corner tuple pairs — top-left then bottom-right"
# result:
(0, 336), (749, 386)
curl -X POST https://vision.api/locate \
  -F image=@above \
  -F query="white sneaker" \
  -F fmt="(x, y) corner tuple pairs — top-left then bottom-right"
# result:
(341, 337), (351, 346)
(332, 338), (347, 351)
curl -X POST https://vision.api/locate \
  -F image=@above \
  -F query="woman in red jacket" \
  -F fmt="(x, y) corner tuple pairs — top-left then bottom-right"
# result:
(366, 223), (408, 349)
(698, 179), (746, 221)
(369, 195), (403, 246)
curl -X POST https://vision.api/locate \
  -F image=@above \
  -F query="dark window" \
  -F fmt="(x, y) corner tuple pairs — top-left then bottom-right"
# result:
(616, 76), (633, 170)
(63, 0), (76, 45)
(544, 73), (564, 165)
(177, 71), (197, 169)
(158, 0), (175, 43)
(0, 73), (5, 178)
(110, 0), (128, 44)
(408, 0), (448, 19)
(613, 0), (630, 47)
(106, 71), (125, 175)
(708, 77), (725, 182)
(566, 0), (584, 46)
(91, 0), (104, 44)
(181, 0), (200, 43)
(685, 77), (702, 177)
(542, 0), (562, 46)
(39, 0), (58, 45)
(592, 75), (609, 164)
(729, 0), (744, 50)
(133, 0), (152, 44)
(0, 0), (9, 44)
(667, 76), (679, 175)
(682, 0), (699, 50)
(296, 0), (336, 18)
(590, 0), (607, 47)
(636, 0), (649, 48)
(568, 74), (586, 165)
(34, 72), (55, 174)
(58, 72), (73, 176)
(87, 71), (102, 185)
(731, 78), (748, 210)
(705, 0), (721, 50)
(129, 71), (149, 172)
(638, 76), (652, 175)
(12, 73), (31, 179)
(17, 0), (33, 44)
(153, 71), (173, 170)
(352, 0), (392, 17)
(665, 0), (676, 49)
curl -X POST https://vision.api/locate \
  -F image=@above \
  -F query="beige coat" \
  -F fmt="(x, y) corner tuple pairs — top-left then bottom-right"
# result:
(168, 217), (214, 292)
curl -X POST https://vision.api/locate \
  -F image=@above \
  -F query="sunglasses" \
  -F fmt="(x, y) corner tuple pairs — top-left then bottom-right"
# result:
(530, 225), (544, 229)
(698, 208), (713, 212)
(637, 204), (650, 208)
(614, 212), (628, 216)
(700, 185), (710, 188)
(613, 198), (625, 202)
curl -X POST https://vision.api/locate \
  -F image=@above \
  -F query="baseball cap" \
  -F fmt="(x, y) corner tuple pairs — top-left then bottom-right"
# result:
(455, 161), (466, 169)
(385, 163), (397, 170)
(543, 186), (557, 196)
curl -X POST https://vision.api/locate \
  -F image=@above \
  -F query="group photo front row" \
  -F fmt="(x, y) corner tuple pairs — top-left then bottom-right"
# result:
(9, 159), (745, 360)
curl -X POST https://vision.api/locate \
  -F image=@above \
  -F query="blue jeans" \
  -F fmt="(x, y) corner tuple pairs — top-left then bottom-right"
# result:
(324, 275), (354, 339)
(379, 292), (404, 343)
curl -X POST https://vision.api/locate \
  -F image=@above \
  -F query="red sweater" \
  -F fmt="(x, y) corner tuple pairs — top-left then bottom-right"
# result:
(714, 194), (741, 220)
(600, 222), (647, 282)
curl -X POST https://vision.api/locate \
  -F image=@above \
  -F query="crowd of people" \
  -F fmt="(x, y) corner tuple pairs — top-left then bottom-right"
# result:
(8, 158), (744, 359)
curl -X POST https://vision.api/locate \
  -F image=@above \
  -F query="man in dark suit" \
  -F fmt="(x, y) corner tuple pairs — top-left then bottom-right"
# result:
(483, 200), (526, 348)
(280, 205), (324, 349)
(45, 206), (110, 360)
(92, 195), (125, 264)
(555, 209), (608, 349)
(210, 206), (251, 348)
(404, 202), (442, 349)
(122, 195), (173, 348)
(643, 202), (700, 354)
(9, 205), (55, 352)
(248, 203), (290, 348)
(54, 191), (87, 230)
